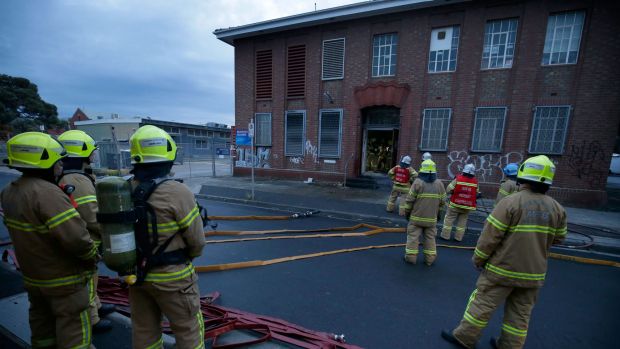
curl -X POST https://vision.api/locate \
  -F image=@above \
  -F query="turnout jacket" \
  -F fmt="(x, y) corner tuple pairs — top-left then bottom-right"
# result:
(1, 176), (96, 289)
(446, 177), (481, 212)
(404, 178), (446, 227)
(59, 172), (101, 244)
(494, 178), (518, 206)
(388, 166), (418, 188)
(473, 188), (567, 288)
(133, 179), (206, 283)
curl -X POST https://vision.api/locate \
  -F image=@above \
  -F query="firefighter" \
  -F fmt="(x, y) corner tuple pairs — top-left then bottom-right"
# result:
(402, 160), (446, 266)
(494, 163), (519, 206)
(1, 132), (97, 349)
(58, 130), (115, 332)
(441, 155), (567, 349)
(127, 125), (206, 349)
(440, 164), (480, 242)
(386, 155), (418, 215)
(422, 152), (432, 161)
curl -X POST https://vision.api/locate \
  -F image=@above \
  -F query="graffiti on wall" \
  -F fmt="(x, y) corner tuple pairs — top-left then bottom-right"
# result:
(447, 150), (524, 181)
(235, 146), (271, 168)
(566, 140), (607, 188)
(288, 140), (320, 166)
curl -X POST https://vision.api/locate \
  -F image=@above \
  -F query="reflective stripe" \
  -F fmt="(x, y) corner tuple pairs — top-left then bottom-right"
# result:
(74, 195), (97, 206)
(423, 249), (436, 255)
(405, 248), (419, 255)
(145, 337), (163, 349)
(498, 188), (511, 196)
(194, 312), (205, 349)
(456, 181), (477, 187)
(88, 274), (96, 303)
(69, 309), (91, 349)
(555, 226), (567, 236)
(486, 215), (508, 231)
(449, 202), (476, 211)
(78, 245), (98, 260)
(455, 227), (465, 232)
(474, 248), (489, 259)
(4, 218), (47, 233)
(485, 263), (546, 281)
(148, 206), (201, 233)
(46, 208), (80, 229)
(145, 264), (195, 283)
(150, 221), (179, 233)
(179, 206), (200, 229)
(23, 273), (87, 288)
(417, 193), (443, 199)
(502, 323), (528, 337)
(463, 289), (488, 328)
(33, 337), (56, 348)
(411, 216), (437, 223)
(508, 225), (557, 235)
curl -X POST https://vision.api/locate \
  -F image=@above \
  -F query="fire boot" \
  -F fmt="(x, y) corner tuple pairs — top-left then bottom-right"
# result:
(441, 329), (475, 349)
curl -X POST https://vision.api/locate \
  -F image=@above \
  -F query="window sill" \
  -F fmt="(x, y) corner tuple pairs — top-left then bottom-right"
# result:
(540, 63), (578, 67)
(322, 77), (344, 81)
(469, 149), (502, 154)
(427, 70), (456, 75)
(370, 75), (396, 79)
(480, 67), (512, 71)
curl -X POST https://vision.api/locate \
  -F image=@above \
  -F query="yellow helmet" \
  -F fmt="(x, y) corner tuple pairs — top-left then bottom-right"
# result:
(517, 155), (555, 185)
(4, 132), (67, 169)
(419, 159), (437, 174)
(129, 125), (177, 164)
(58, 130), (97, 158)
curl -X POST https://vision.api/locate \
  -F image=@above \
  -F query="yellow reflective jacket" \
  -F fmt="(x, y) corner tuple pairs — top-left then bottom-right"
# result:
(59, 172), (101, 244)
(473, 188), (567, 288)
(404, 178), (446, 227)
(1, 176), (96, 289)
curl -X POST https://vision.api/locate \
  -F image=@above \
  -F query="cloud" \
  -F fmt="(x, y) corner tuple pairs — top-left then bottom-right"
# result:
(0, 0), (359, 126)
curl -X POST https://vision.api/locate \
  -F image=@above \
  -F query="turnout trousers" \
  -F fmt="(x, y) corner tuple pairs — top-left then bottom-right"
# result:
(386, 185), (410, 215)
(404, 222), (437, 265)
(88, 269), (102, 325)
(452, 273), (539, 349)
(441, 206), (470, 241)
(129, 276), (204, 349)
(27, 283), (93, 349)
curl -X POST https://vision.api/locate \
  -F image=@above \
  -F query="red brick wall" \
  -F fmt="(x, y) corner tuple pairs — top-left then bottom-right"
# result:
(232, 0), (620, 206)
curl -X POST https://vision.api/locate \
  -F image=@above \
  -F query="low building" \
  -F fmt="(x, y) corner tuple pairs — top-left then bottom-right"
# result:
(215, 0), (620, 206)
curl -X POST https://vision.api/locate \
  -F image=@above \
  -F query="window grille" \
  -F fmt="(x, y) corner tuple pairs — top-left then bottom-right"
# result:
(254, 113), (272, 146)
(322, 38), (345, 80)
(256, 50), (273, 99)
(285, 111), (305, 156)
(481, 19), (518, 69)
(372, 33), (398, 77)
(471, 107), (507, 152)
(319, 109), (342, 158)
(542, 11), (585, 65)
(420, 108), (451, 151)
(287, 45), (306, 98)
(428, 26), (460, 72)
(529, 106), (571, 154)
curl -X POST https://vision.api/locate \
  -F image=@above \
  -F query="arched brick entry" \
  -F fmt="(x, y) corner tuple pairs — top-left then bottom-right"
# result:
(354, 81), (410, 108)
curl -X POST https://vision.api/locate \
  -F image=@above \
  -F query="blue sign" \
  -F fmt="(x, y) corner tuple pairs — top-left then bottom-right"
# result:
(236, 130), (251, 146)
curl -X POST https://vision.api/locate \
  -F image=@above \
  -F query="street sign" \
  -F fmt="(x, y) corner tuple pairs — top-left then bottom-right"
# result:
(235, 130), (251, 146)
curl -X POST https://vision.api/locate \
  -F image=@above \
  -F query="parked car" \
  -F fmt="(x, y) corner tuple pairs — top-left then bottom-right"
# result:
(611, 153), (620, 175)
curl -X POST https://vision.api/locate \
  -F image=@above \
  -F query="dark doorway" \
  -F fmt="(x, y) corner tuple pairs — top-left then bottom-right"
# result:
(361, 106), (400, 175)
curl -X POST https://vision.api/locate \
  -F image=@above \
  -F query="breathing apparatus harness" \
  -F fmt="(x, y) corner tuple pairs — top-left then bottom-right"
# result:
(58, 169), (97, 190)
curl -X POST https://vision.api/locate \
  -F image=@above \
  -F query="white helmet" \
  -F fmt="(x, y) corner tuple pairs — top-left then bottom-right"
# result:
(422, 152), (432, 161)
(463, 164), (476, 175)
(401, 155), (411, 165)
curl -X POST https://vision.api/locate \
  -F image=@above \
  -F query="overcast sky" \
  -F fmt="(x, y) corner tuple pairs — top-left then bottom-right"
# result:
(0, 0), (360, 126)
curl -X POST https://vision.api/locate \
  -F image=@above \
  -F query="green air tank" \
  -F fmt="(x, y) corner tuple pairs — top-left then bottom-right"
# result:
(96, 176), (137, 279)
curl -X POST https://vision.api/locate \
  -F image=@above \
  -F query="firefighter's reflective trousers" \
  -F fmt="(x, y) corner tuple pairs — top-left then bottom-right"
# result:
(88, 269), (102, 325)
(452, 273), (539, 349)
(26, 282), (93, 349)
(386, 184), (409, 215)
(128, 264), (205, 349)
(404, 222), (437, 265)
(440, 206), (470, 241)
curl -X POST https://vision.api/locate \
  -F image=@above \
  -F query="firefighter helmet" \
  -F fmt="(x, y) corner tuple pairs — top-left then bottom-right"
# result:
(463, 164), (476, 175)
(4, 132), (67, 169)
(129, 125), (177, 164)
(422, 152), (432, 161)
(401, 155), (412, 165)
(503, 163), (519, 176)
(419, 159), (437, 174)
(517, 155), (555, 185)
(58, 130), (97, 158)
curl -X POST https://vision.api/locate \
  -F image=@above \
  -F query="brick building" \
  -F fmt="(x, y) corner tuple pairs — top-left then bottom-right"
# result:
(215, 0), (620, 206)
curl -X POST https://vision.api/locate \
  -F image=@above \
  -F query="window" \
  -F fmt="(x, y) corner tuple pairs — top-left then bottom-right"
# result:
(542, 11), (585, 65)
(471, 107), (507, 152)
(322, 38), (345, 80)
(428, 26), (460, 72)
(482, 19), (518, 69)
(285, 111), (305, 156)
(195, 139), (207, 148)
(187, 129), (194, 136)
(372, 33), (398, 77)
(319, 109), (342, 158)
(529, 106), (571, 154)
(256, 50), (273, 99)
(420, 108), (451, 151)
(254, 113), (272, 146)
(287, 45), (306, 98)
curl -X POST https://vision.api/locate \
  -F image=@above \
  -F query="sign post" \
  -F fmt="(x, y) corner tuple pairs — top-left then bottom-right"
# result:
(248, 121), (255, 200)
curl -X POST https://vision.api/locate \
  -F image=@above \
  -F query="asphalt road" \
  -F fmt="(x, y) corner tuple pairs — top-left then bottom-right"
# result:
(1, 172), (619, 348)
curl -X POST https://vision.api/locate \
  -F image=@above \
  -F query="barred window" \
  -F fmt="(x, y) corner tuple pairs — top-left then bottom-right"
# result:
(254, 113), (272, 146)
(542, 11), (585, 65)
(319, 109), (342, 158)
(471, 107), (507, 152)
(195, 139), (207, 148)
(372, 33), (398, 77)
(482, 19), (518, 69)
(529, 106), (571, 154)
(285, 111), (305, 156)
(322, 38), (345, 80)
(428, 26), (459, 72)
(420, 108), (451, 151)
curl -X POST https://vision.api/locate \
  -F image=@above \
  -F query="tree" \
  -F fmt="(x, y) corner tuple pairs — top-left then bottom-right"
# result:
(0, 74), (66, 133)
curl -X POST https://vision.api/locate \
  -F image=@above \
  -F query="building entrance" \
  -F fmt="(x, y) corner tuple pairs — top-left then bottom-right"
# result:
(361, 106), (400, 175)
